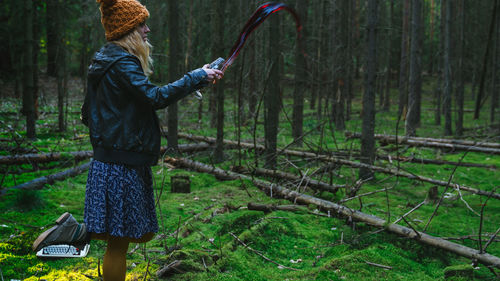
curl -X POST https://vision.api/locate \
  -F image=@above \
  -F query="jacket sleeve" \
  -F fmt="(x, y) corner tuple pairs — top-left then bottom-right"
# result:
(114, 57), (208, 110)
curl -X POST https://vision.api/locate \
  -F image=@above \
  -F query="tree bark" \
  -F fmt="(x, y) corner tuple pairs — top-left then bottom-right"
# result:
(474, 0), (498, 119)
(405, 0), (422, 137)
(443, 0), (453, 136)
(492, 0), (500, 123)
(167, 0), (181, 151)
(23, 0), (36, 139)
(382, 0), (394, 112)
(398, 0), (410, 117)
(264, 14), (281, 169)
(455, 0), (465, 136)
(57, 0), (66, 132)
(46, 0), (59, 77)
(360, 0), (378, 180)
(214, 0), (226, 163)
(292, 0), (309, 146)
(333, 0), (347, 130)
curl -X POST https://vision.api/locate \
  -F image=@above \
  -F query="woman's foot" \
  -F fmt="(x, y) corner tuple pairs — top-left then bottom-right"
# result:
(32, 212), (89, 252)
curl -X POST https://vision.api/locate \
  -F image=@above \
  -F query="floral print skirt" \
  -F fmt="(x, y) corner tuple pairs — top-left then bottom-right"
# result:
(84, 160), (158, 239)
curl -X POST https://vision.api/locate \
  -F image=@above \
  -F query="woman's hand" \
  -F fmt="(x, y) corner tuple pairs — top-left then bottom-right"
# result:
(202, 64), (224, 83)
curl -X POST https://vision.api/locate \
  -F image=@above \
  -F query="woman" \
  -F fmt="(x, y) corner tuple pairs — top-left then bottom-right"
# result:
(32, 0), (223, 279)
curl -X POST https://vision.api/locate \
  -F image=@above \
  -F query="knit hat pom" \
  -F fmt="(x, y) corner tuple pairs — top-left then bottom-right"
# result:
(96, 0), (117, 7)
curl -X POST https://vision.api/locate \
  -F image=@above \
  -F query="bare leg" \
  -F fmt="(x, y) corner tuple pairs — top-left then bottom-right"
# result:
(91, 232), (154, 280)
(103, 236), (129, 281)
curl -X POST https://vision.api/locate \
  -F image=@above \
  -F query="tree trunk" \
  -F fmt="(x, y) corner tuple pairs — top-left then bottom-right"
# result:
(264, 14), (281, 169)
(474, 0), (498, 119)
(428, 0), (436, 74)
(333, 0), (347, 130)
(492, 0), (500, 123)
(405, 0), (422, 137)
(346, 0), (355, 120)
(455, 0), (465, 136)
(292, 0), (309, 146)
(57, 0), (66, 132)
(23, 0), (36, 139)
(382, 0), (394, 112)
(46, 0), (59, 77)
(360, 0), (378, 180)
(443, 0), (453, 136)
(398, 0), (410, 117)
(214, 0), (225, 163)
(167, 0), (181, 150)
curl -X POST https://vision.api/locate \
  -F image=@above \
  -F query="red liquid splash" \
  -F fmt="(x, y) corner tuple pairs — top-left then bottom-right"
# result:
(221, 2), (302, 72)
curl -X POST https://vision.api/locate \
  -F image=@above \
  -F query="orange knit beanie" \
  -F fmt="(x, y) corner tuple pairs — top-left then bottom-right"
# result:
(97, 0), (149, 41)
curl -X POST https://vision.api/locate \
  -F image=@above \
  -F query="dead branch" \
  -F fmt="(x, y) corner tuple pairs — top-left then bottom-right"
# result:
(156, 260), (184, 277)
(164, 157), (500, 269)
(365, 261), (393, 270)
(339, 187), (393, 204)
(234, 166), (343, 194)
(392, 200), (426, 225)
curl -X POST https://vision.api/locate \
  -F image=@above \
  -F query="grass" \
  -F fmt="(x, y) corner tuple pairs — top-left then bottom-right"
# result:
(0, 79), (499, 280)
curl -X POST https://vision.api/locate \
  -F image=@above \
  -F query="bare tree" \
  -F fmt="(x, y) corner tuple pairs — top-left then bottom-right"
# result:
(455, 0), (465, 136)
(398, 0), (410, 117)
(167, 0), (181, 150)
(214, 0), (226, 163)
(492, 0), (500, 123)
(443, 0), (453, 136)
(292, 0), (309, 146)
(360, 0), (378, 180)
(405, 0), (422, 137)
(23, 0), (36, 139)
(264, 14), (281, 169)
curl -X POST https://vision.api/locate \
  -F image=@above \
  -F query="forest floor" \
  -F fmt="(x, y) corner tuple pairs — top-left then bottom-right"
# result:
(0, 75), (499, 280)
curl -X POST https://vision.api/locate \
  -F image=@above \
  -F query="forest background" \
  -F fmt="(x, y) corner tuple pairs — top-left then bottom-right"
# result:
(0, 0), (499, 280)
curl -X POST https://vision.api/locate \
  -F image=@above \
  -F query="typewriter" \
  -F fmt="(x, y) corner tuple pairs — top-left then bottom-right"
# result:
(36, 244), (90, 258)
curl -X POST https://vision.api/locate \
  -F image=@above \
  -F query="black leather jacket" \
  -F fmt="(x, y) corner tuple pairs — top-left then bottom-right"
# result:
(81, 43), (208, 166)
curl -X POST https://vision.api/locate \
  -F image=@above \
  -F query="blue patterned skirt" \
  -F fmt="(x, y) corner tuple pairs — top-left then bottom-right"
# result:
(84, 160), (158, 239)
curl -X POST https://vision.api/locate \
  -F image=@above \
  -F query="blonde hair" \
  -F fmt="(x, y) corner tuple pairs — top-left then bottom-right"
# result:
(112, 28), (153, 76)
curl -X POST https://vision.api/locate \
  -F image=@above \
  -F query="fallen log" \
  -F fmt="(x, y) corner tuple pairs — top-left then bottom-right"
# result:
(377, 154), (496, 169)
(177, 133), (500, 200)
(163, 157), (500, 269)
(0, 151), (93, 165)
(0, 143), (210, 165)
(345, 132), (500, 154)
(345, 132), (500, 149)
(247, 202), (304, 213)
(233, 166), (343, 194)
(0, 161), (91, 196)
